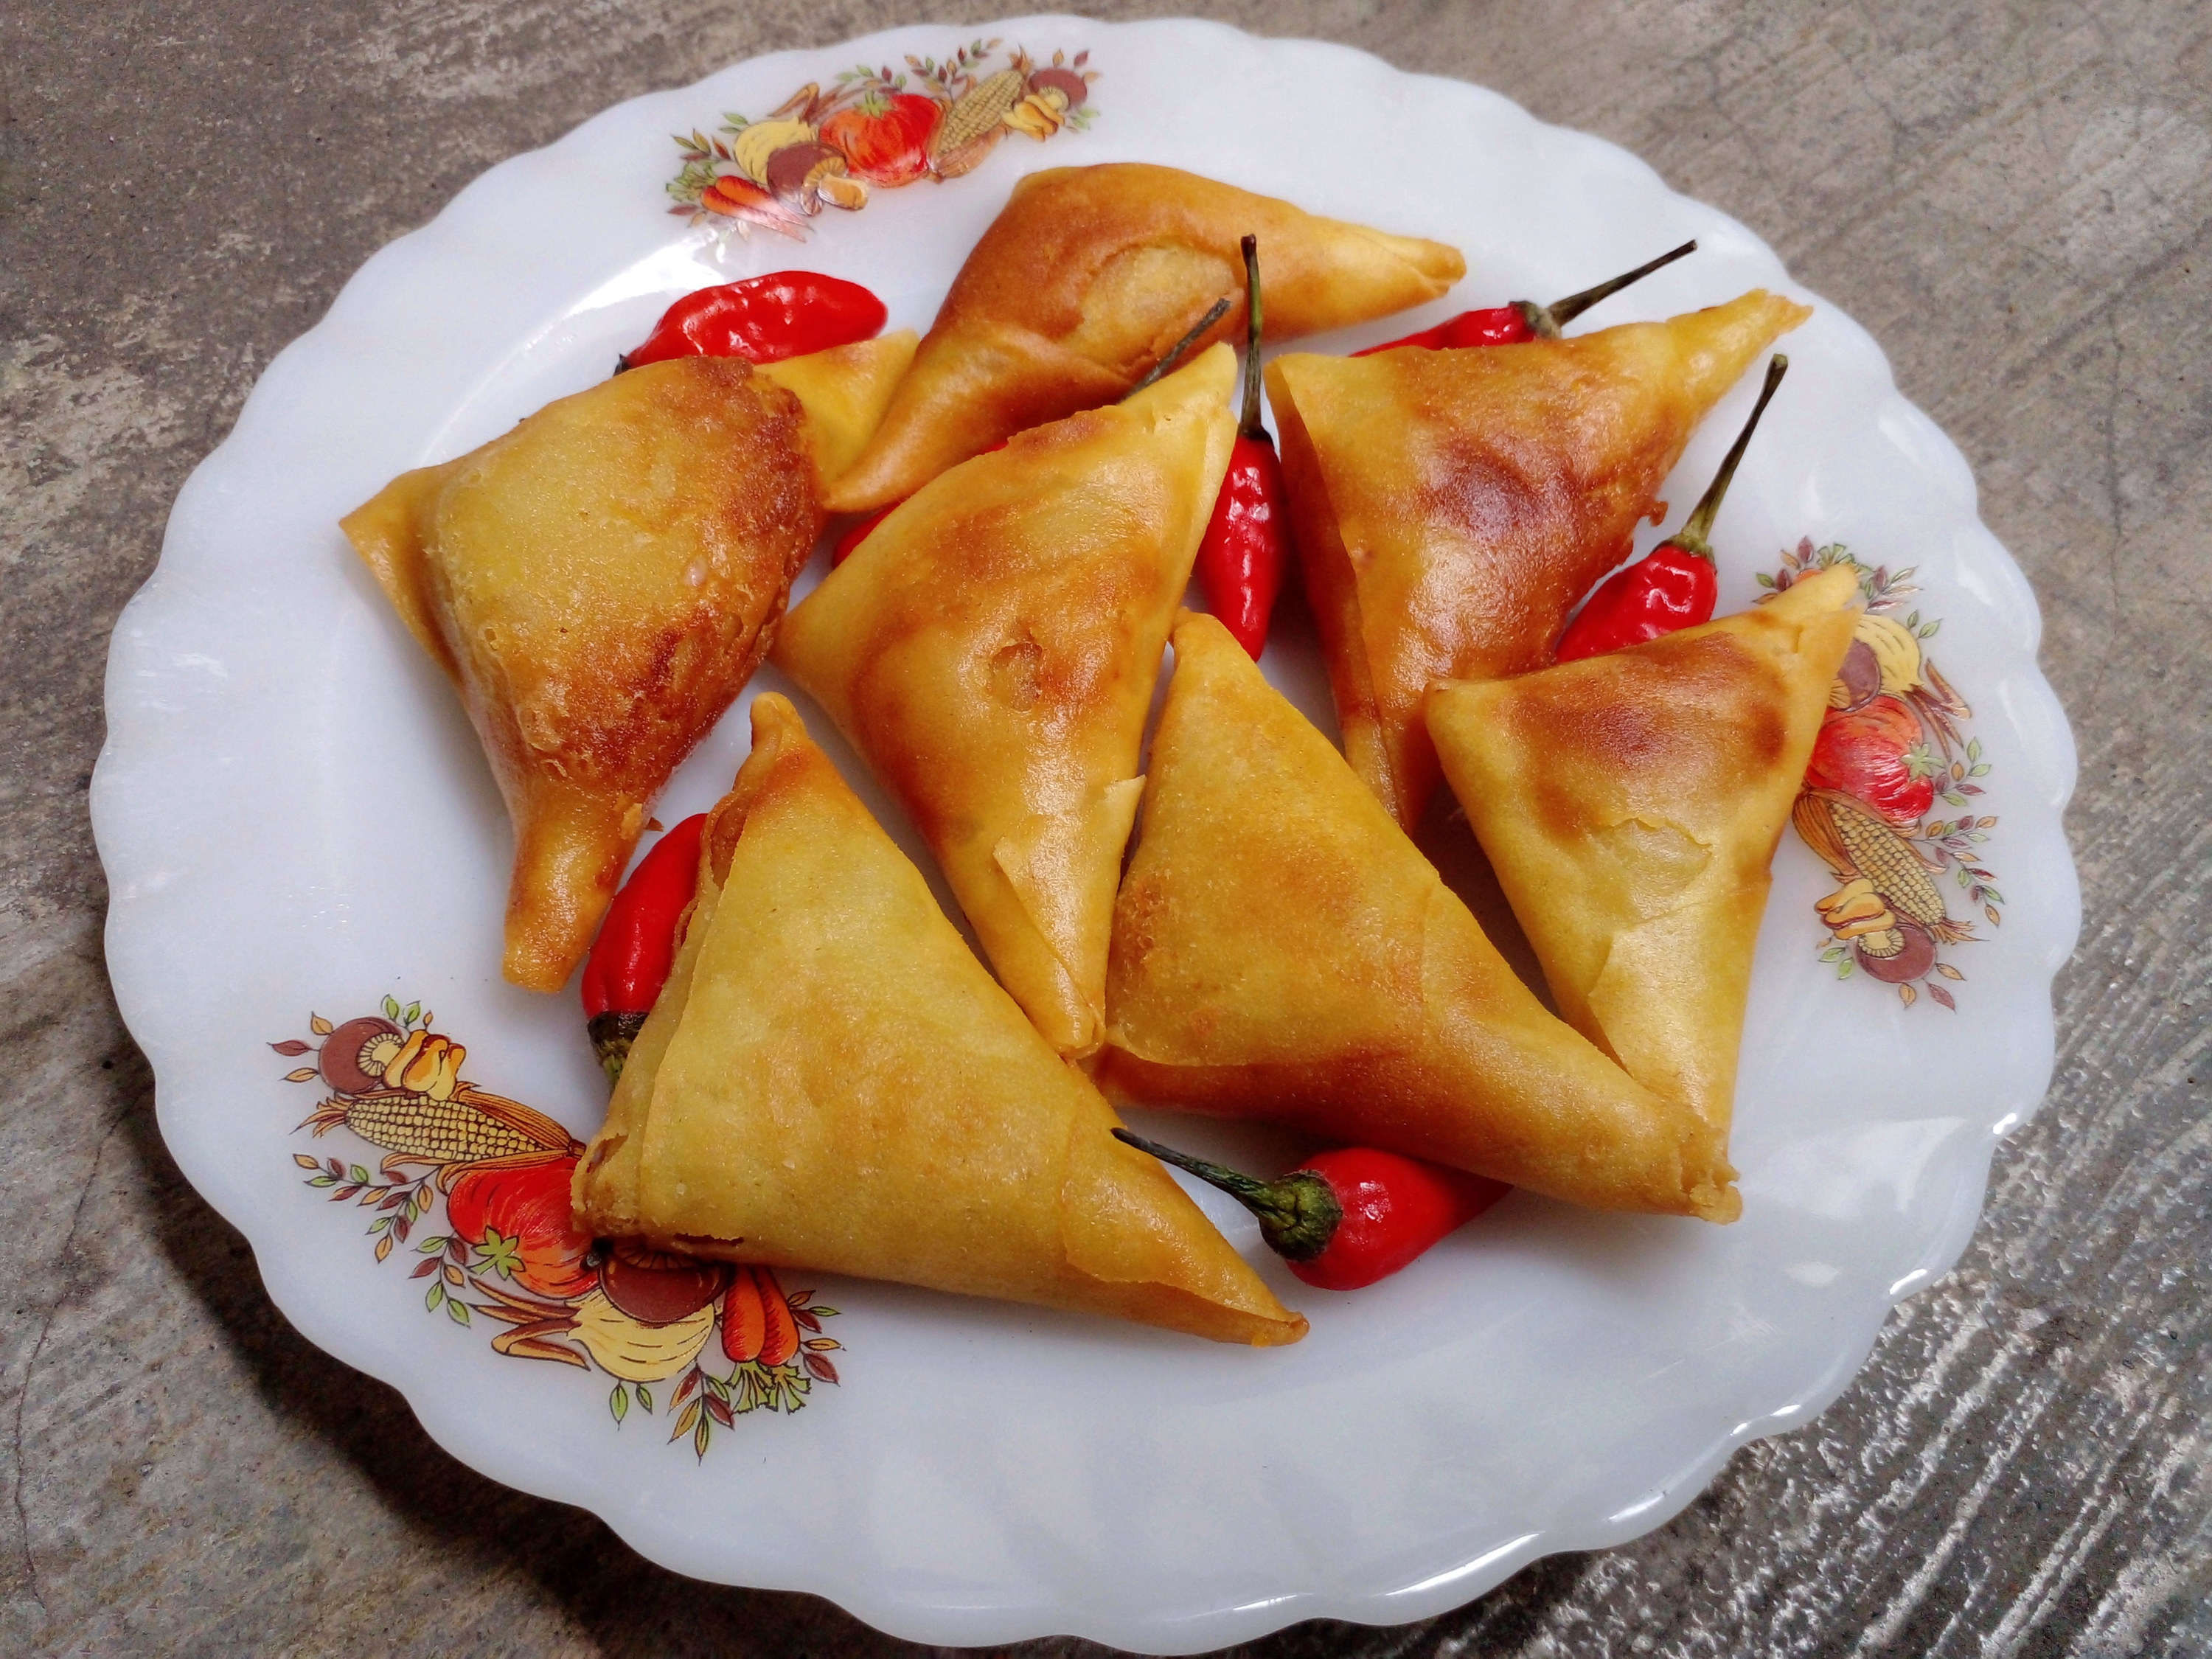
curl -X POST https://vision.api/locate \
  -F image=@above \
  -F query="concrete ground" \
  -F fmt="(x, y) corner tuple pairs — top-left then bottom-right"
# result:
(3, 1), (2208, 1653)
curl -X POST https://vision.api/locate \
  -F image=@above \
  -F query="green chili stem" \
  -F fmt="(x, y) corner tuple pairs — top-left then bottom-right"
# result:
(1113, 1128), (1282, 1209)
(1542, 237), (1700, 331)
(1127, 294), (1234, 395)
(1666, 353), (1789, 562)
(1111, 1128), (1343, 1261)
(1237, 234), (1267, 438)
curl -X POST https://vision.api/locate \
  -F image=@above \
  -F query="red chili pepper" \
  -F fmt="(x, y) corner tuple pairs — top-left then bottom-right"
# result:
(580, 813), (706, 1079)
(1200, 434), (1290, 658)
(1555, 353), (1790, 664)
(1114, 1130), (1509, 1290)
(1353, 306), (1543, 353)
(619, 273), (886, 372)
(831, 506), (894, 567)
(1192, 235), (1293, 658)
(1352, 239), (1699, 357)
(832, 438), (1036, 564)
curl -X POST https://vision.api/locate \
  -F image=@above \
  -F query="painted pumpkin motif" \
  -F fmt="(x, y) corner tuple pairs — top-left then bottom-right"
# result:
(822, 92), (944, 186)
(1804, 694), (1936, 827)
(444, 1155), (597, 1301)
(665, 42), (1099, 235)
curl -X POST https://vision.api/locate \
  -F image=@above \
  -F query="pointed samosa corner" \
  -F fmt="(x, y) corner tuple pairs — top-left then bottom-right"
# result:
(1427, 566), (1862, 1136)
(340, 335), (912, 992)
(1102, 611), (1739, 1222)
(574, 694), (1307, 1346)
(825, 162), (1464, 512)
(1266, 289), (1813, 830)
(776, 344), (1239, 1058)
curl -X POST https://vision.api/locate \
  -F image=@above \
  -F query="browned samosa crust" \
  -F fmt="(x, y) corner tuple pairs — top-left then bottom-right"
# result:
(341, 335), (914, 992)
(1102, 612), (1739, 1222)
(343, 358), (824, 992)
(775, 346), (1238, 1057)
(825, 163), (1464, 511)
(754, 330), (917, 490)
(1267, 289), (1812, 830)
(1427, 566), (1861, 1135)
(574, 695), (1307, 1346)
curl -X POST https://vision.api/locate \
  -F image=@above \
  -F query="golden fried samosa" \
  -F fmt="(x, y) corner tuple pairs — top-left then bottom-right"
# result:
(1427, 567), (1860, 1135)
(574, 695), (1307, 1346)
(1102, 612), (1738, 1221)
(754, 330), (917, 489)
(342, 336), (911, 993)
(774, 344), (1239, 1058)
(1266, 289), (1813, 830)
(824, 164), (1464, 512)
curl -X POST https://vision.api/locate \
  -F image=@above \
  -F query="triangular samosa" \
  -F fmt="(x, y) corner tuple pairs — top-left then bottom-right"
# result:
(824, 163), (1464, 512)
(573, 695), (1307, 1346)
(1427, 567), (1860, 1134)
(1265, 290), (1812, 830)
(1102, 612), (1738, 1221)
(341, 335), (914, 992)
(774, 344), (1239, 1058)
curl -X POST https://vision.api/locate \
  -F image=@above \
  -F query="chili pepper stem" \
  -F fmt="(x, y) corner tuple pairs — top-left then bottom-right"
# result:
(1236, 234), (1267, 439)
(1526, 237), (1700, 336)
(1509, 299), (1554, 340)
(1665, 353), (1789, 561)
(588, 1011), (647, 1082)
(1127, 293), (1235, 396)
(1112, 1129), (1342, 1262)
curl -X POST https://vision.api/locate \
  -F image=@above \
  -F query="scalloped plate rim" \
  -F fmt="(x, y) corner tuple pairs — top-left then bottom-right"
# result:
(92, 15), (2080, 1651)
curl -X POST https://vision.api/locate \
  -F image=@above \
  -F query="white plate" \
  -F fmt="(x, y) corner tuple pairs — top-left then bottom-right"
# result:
(92, 15), (2081, 1652)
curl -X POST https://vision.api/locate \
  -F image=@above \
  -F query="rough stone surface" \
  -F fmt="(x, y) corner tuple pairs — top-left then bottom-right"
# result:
(3, 1), (2208, 1653)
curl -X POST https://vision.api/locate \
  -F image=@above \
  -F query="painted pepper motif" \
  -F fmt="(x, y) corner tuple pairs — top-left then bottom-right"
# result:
(277, 999), (846, 1455)
(667, 44), (1100, 237)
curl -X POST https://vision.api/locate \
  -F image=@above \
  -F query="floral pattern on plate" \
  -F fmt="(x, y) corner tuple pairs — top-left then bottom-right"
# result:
(1767, 540), (2003, 1009)
(668, 39), (1098, 236)
(275, 999), (844, 1457)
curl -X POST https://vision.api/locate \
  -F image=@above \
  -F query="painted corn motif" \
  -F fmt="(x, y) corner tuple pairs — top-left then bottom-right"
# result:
(667, 41), (1099, 236)
(274, 998), (844, 1455)
(1764, 540), (2003, 1009)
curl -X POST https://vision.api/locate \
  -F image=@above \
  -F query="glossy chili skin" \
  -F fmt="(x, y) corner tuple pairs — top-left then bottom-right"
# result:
(621, 273), (886, 369)
(580, 813), (706, 1079)
(1197, 433), (1291, 658)
(1112, 1130), (1508, 1291)
(1553, 543), (1718, 663)
(1352, 303), (1535, 356)
(1287, 1149), (1509, 1291)
(831, 505), (894, 567)
(1350, 240), (1701, 359)
(1192, 234), (1294, 658)
(1552, 351), (1790, 664)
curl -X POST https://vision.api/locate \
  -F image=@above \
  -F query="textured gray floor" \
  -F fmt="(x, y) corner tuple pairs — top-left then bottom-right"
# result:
(4, 1), (2209, 1653)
